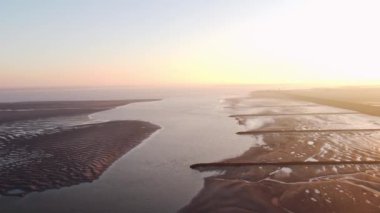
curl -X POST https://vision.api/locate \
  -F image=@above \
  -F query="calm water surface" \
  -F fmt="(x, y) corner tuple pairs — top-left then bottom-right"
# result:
(0, 87), (256, 213)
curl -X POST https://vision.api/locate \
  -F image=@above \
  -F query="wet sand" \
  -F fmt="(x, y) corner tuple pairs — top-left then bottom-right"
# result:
(283, 88), (380, 116)
(0, 100), (160, 196)
(0, 99), (158, 123)
(181, 88), (380, 213)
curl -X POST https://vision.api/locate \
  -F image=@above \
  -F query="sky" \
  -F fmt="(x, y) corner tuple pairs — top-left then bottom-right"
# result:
(1, 0), (380, 88)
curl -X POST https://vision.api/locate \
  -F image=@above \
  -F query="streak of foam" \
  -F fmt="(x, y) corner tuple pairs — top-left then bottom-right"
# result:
(244, 117), (274, 130)
(200, 170), (226, 178)
(269, 167), (293, 178)
(305, 157), (318, 162)
(251, 135), (267, 147)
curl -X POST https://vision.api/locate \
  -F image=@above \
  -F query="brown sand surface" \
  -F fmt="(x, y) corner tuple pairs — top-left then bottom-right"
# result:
(0, 120), (160, 196)
(285, 87), (380, 104)
(0, 99), (160, 196)
(181, 89), (380, 213)
(0, 99), (158, 123)
(283, 87), (380, 116)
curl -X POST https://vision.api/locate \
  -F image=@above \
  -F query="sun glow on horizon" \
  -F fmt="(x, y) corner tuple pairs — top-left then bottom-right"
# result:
(162, 0), (380, 86)
(1, 0), (380, 88)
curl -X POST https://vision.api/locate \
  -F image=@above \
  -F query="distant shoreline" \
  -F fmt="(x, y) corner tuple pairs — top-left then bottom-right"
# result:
(0, 99), (160, 123)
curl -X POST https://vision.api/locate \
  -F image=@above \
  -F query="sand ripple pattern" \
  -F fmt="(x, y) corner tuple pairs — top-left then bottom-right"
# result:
(182, 97), (380, 213)
(0, 121), (159, 196)
(0, 116), (100, 168)
(0, 99), (160, 196)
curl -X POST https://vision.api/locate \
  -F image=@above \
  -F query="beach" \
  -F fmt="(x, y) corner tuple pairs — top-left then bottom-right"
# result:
(2, 87), (380, 212)
(181, 88), (380, 213)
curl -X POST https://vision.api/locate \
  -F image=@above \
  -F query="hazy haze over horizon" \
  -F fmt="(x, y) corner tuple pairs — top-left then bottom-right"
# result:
(1, 0), (380, 89)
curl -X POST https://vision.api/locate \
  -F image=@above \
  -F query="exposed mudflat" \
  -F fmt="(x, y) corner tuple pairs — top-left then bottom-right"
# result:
(182, 92), (380, 213)
(0, 99), (158, 123)
(0, 121), (159, 196)
(0, 100), (160, 196)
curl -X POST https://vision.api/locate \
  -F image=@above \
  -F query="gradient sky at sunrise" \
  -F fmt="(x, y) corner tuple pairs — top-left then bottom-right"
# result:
(1, 0), (380, 88)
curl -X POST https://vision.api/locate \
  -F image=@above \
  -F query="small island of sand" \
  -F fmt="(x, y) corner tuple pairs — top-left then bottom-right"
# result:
(0, 100), (160, 196)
